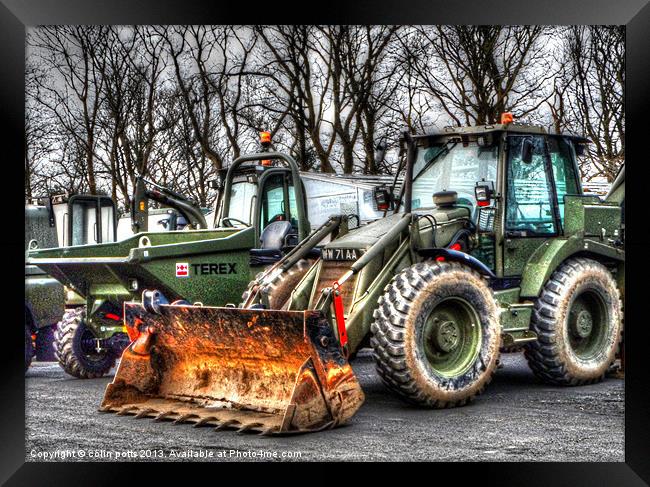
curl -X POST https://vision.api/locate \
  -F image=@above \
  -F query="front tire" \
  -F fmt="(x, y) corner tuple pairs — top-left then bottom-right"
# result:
(525, 258), (622, 385)
(371, 262), (500, 408)
(54, 307), (117, 379)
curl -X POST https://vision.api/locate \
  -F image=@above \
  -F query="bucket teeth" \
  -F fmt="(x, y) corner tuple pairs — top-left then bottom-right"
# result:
(153, 410), (175, 422)
(237, 422), (264, 434)
(134, 408), (156, 419)
(214, 419), (238, 431)
(259, 426), (278, 436)
(193, 416), (218, 428)
(117, 405), (138, 416)
(173, 413), (199, 425)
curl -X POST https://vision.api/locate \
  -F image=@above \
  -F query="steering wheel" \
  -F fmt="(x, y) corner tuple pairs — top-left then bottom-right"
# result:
(221, 217), (251, 228)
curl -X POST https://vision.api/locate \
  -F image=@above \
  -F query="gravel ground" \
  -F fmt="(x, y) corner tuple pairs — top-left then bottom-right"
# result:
(25, 351), (624, 462)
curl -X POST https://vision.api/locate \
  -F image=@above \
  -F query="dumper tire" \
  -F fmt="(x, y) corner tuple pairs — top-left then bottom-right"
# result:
(241, 259), (312, 310)
(524, 258), (622, 386)
(371, 261), (500, 408)
(25, 322), (34, 372)
(54, 307), (117, 379)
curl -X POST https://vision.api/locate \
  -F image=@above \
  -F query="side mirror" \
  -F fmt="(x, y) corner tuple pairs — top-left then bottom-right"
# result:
(575, 143), (586, 157)
(476, 134), (493, 147)
(521, 138), (534, 164)
(475, 181), (495, 207)
(373, 186), (392, 212)
(208, 178), (223, 190)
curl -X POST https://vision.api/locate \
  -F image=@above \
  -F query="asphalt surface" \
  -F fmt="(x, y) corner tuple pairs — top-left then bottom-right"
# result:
(25, 351), (624, 462)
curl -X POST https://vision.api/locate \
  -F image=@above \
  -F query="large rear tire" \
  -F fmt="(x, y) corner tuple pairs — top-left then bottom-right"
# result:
(54, 307), (117, 379)
(524, 258), (622, 385)
(371, 262), (500, 408)
(241, 259), (312, 309)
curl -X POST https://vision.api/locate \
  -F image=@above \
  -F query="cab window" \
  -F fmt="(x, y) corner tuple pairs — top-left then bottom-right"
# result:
(228, 181), (257, 225)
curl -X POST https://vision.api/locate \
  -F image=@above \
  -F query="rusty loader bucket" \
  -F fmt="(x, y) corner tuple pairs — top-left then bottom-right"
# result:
(100, 299), (364, 435)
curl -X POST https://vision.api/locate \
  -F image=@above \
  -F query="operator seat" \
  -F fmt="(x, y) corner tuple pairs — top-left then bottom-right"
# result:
(260, 221), (293, 250)
(249, 221), (293, 266)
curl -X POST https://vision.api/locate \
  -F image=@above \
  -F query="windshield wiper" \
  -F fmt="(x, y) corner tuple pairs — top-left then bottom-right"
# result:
(413, 140), (459, 181)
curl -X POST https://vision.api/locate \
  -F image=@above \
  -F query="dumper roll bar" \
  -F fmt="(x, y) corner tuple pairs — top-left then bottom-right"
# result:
(221, 152), (310, 242)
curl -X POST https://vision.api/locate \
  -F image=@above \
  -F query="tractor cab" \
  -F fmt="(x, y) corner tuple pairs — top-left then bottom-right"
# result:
(406, 122), (587, 226)
(396, 117), (594, 280)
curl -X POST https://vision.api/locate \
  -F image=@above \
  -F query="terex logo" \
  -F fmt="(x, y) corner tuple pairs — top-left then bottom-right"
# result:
(176, 262), (189, 277)
(192, 263), (237, 275)
(176, 262), (238, 277)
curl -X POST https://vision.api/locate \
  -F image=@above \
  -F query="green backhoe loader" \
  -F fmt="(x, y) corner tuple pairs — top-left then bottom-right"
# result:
(101, 118), (624, 435)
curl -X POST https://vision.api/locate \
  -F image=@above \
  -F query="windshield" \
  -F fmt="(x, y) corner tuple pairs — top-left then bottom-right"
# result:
(227, 181), (257, 225)
(411, 141), (498, 212)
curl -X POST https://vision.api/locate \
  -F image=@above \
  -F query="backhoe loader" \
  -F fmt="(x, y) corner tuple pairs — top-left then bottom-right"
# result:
(101, 116), (624, 435)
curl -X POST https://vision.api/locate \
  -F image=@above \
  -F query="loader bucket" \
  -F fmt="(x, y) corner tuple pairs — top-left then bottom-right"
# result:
(100, 302), (364, 435)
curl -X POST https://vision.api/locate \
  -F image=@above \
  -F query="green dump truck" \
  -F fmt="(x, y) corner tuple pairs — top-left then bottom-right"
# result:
(26, 149), (318, 378)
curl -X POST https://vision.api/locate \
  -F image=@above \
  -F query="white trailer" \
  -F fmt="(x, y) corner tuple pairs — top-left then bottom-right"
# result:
(299, 172), (399, 229)
(116, 172), (401, 240)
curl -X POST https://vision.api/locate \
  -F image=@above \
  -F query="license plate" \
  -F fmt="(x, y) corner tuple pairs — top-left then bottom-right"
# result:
(322, 248), (362, 261)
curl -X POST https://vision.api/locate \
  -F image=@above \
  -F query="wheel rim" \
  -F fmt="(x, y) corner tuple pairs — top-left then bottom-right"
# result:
(567, 289), (609, 360)
(422, 297), (482, 378)
(78, 325), (109, 364)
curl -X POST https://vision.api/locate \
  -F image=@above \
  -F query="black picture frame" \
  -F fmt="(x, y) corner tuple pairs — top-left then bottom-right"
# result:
(4, 0), (649, 483)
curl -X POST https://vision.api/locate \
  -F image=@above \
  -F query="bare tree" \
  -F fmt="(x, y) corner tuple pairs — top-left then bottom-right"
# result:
(562, 26), (625, 181)
(28, 26), (111, 193)
(257, 25), (338, 172)
(95, 26), (176, 210)
(403, 26), (555, 126)
(25, 25), (625, 205)
(25, 63), (59, 198)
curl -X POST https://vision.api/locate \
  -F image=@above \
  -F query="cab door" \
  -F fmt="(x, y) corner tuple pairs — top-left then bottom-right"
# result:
(545, 136), (582, 231)
(502, 135), (560, 277)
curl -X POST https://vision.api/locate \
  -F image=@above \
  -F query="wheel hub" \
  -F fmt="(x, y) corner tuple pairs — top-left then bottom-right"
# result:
(422, 297), (482, 378)
(433, 319), (460, 353)
(571, 309), (593, 338)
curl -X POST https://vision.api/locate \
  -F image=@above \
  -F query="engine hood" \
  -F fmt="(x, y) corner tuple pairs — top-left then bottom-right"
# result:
(325, 206), (470, 251)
